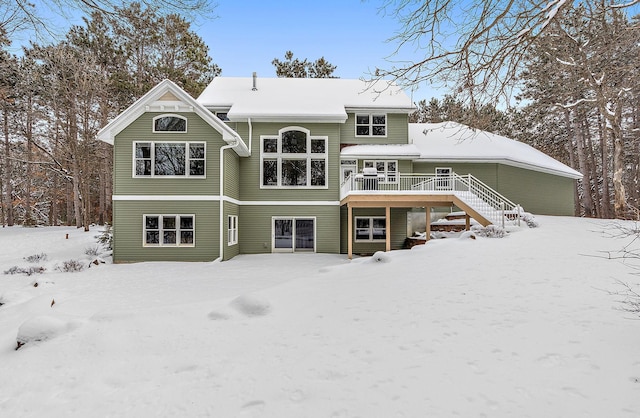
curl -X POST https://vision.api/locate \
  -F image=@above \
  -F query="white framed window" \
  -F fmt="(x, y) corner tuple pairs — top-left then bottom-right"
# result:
(355, 217), (386, 242)
(153, 114), (187, 132)
(355, 114), (386, 137)
(364, 160), (397, 183)
(133, 141), (205, 177)
(228, 215), (238, 246)
(436, 167), (452, 190)
(260, 127), (328, 188)
(143, 214), (195, 247)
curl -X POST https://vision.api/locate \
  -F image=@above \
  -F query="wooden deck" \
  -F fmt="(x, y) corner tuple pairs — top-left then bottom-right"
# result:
(341, 193), (491, 259)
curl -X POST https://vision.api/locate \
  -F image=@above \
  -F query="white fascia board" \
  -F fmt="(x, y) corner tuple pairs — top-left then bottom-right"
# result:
(416, 157), (583, 179)
(344, 106), (415, 114)
(228, 115), (348, 124)
(346, 154), (419, 160)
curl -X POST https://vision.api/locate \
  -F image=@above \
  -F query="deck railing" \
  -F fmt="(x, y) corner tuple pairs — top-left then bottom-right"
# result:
(341, 172), (521, 227)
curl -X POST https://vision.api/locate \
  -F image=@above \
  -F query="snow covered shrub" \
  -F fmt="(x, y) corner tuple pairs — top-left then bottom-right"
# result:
(3, 266), (46, 276)
(231, 294), (272, 317)
(16, 315), (79, 350)
(369, 251), (391, 263)
(459, 231), (477, 240)
(24, 253), (47, 263)
(95, 223), (113, 251)
(521, 213), (539, 228)
(4, 266), (21, 275)
(56, 260), (85, 273)
(84, 245), (101, 256)
(471, 225), (507, 238)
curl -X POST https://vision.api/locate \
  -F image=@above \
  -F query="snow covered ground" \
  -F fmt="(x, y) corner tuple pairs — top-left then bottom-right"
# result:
(0, 216), (639, 417)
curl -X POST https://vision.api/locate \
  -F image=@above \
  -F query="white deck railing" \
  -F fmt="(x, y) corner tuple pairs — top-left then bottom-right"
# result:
(340, 172), (522, 227)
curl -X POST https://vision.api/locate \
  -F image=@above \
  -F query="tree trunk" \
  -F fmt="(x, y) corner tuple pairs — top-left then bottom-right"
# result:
(24, 97), (33, 226)
(3, 103), (13, 226)
(583, 117), (601, 218)
(567, 110), (594, 216)
(597, 115), (612, 218)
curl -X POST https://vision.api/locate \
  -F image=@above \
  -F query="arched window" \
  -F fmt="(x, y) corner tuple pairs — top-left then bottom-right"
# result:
(260, 127), (327, 188)
(153, 115), (187, 132)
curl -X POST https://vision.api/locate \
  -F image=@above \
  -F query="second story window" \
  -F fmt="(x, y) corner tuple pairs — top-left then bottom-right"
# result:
(356, 114), (386, 137)
(153, 115), (187, 132)
(261, 128), (328, 188)
(134, 142), (205, 177)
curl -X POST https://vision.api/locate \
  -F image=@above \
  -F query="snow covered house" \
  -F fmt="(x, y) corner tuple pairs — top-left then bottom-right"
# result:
(97, 77), (581, 262)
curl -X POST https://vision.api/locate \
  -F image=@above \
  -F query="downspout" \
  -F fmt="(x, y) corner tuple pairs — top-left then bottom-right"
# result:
(219, 138), (240, 261)
(247, 117), (253, 156)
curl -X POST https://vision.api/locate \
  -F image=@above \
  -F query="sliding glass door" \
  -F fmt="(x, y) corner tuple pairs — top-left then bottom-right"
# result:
(273, 218), (315, 252)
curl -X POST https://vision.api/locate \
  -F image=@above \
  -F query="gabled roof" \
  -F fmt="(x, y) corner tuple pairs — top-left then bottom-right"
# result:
(409, 122), (582, 179)
(97, 79), (249, 156)
(197, 77), (415, 123)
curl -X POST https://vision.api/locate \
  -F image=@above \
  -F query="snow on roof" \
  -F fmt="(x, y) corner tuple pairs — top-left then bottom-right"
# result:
(341, 144), (421, 159)
(409, 122), (583, 179)
(197, 77), (414, 123)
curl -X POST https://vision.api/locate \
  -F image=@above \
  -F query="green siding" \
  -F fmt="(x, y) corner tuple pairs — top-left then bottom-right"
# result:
(224, 149), (240, 200)
(236, 122), (341, 201)
(112, 200), (219, 263)
(223, 202), (240, 260)
(411, 162), (576, 215)
(340, 207), (407, 255)
(412, 162), (499, 188)
(497, 165), (575, 215)
(239, 205), (340, 254)
(340, 113), (409, 145)
(113, 112), (226, 196)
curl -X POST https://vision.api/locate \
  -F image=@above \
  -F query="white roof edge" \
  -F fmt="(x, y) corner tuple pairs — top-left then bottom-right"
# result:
(416, 157), (583, 179)
(229, 115), (348, 124)
(344, 106), (415, 114)
(96, 79), (249, 157)
(342, 154), (420, 160)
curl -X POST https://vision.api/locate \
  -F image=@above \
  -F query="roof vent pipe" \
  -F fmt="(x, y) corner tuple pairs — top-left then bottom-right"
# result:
(252, 72), (257, 91)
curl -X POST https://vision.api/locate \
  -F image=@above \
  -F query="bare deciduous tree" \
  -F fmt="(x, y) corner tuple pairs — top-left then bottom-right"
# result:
(375, 0), (639, 107)
(1, 0), (215, 38)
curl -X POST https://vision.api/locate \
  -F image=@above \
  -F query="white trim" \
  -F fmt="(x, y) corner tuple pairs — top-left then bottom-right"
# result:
(112, 195), (340, 205)
(260, 126), (328, 189)
(152, 114), (187, 133)
(143, 214), (195, 247)
(239, 200), (340, 206)
(133, 141), (206, 178)
(271, 216), (317, 253)
(355, 113), (387, 138)
(354, 216), (387, 242)
(113, 195), (220, 201)
(227, 215), (238, 246)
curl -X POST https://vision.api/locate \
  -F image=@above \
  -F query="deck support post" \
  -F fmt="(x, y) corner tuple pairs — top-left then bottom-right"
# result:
(347, 204), (353, 259)
(425, 205), (431, 242)
(465, 213), (471, 231)
(385, 206), (391, 252)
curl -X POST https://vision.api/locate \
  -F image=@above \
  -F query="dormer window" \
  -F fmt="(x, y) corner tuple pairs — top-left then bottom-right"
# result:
(355, 114), (386, 137)
(153, 115), (187, 132)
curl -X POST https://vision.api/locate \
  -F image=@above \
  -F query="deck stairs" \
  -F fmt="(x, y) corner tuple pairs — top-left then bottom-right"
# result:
(341, 172), (523, 228)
